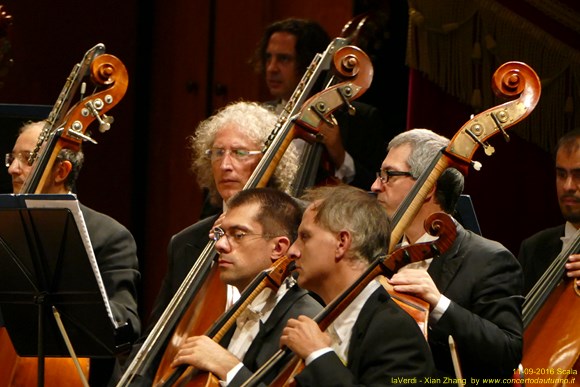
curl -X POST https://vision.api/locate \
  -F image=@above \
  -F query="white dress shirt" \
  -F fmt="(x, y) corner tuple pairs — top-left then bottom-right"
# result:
(305, 279), (381, 366)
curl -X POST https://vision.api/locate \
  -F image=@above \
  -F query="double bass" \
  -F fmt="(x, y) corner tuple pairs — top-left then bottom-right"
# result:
(0, 43), (128, 386)
(519, 231), (580, 385)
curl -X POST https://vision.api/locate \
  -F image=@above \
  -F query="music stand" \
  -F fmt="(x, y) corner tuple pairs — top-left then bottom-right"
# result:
(455, 194), (482, 236)
(0, 194), (130, 386)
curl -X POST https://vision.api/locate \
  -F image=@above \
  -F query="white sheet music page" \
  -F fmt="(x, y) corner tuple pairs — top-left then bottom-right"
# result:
(24, 193), (118, 328)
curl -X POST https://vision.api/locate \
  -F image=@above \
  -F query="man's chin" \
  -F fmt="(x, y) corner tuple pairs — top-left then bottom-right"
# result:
(267, 86), (285, 100)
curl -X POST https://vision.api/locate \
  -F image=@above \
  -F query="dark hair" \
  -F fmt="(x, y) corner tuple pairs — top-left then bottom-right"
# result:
(227, 187), (303, 242)
(58, 147), (84, 190)
(555, 129), (580, 157)
(251, 18), (330, 76)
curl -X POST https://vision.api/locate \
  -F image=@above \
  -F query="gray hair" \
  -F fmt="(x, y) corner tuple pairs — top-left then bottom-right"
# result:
(388, 128), (464, 214)
(188, 101), (299, 205)
(302, 184), (390, 263)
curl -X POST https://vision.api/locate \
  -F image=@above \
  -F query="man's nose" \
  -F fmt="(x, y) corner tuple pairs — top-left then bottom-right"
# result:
(288, 243), (300, 260)
(215, 234), (232, 253)
(219, 153), (235, 169)
(7, 159), (21, 175)
(266, 58), (278, 72)
(563, 175), (578, 191)
(370, 177), (383, 193)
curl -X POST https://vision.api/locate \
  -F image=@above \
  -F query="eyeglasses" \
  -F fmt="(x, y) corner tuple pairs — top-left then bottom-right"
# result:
(5, 151), (32, 168)
(205, 148), (263, 162)
(212, 226), (271, 245)
(376, 169), (414, 184)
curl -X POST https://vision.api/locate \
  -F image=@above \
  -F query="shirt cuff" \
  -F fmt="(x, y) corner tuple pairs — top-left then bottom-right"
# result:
(334, 152), (355, 183)
(222, 361), (244, 386)
(430, 295), (451, 323)
(305, 347), (333, 366)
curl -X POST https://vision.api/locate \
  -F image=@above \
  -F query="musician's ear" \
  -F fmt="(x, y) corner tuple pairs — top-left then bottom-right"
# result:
(271, 236), (291, 261)
(335, 230), (352, 261)
(54, 160), (72, 184)
(424, 184), (436, 202)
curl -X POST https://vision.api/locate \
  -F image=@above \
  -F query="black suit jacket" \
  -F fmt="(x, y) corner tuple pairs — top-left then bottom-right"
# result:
(517, 225), (564, 295)
(294, 287), (434, 387)
(227, 284), (323, 387)
(427, 223), (524, 382)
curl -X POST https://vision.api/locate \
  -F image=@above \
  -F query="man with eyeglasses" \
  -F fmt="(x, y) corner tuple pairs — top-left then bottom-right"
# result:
(170, 187), (321, 386)
(114, 101), (301, 384)
(518, 129), (580, 294)
(371, 128), (524, 382)
(4, 121), (140, 386)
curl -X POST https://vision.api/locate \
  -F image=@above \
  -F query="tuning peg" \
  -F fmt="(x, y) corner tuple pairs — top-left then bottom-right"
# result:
(98, 114), (114, 133)
(337, 85), (356, 116)
(491, 111), (510, 142)
(69, 122), (98, 144)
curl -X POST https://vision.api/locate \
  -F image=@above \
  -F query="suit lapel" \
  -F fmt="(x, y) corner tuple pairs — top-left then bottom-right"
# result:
(242, 285), (305, 369)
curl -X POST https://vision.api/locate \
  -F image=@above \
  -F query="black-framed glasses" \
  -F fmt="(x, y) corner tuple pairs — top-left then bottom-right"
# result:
(376, 169), (414, 184)
(212, 226), (271, 245)
(204, 148), (263, 162)
(5, 151), (32, 168)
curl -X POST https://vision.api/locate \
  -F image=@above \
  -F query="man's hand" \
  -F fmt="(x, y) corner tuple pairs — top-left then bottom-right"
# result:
(318, 120), (345, 169)
(171, 335), (240, 380)
(280, 315), (331, 359)
(566, 254), (580, 285)
(209, 213), (227, 240)
(389, 268), (442, 309)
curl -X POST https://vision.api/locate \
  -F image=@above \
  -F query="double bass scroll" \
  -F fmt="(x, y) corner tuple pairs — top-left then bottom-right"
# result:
(22, 43), (128, 194)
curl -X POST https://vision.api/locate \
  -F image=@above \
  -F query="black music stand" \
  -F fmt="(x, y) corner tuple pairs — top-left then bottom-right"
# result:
(0, 194), (129, 386)
(455, 194), (482, 236)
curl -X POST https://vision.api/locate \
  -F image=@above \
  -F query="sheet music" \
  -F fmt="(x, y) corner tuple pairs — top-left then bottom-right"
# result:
(23, 194), (118, 328)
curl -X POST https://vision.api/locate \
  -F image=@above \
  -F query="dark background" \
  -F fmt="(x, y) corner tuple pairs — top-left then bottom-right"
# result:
(0, 0), (564, 322)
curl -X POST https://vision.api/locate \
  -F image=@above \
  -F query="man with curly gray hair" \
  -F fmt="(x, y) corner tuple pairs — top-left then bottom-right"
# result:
(188, 100), (298, 207)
